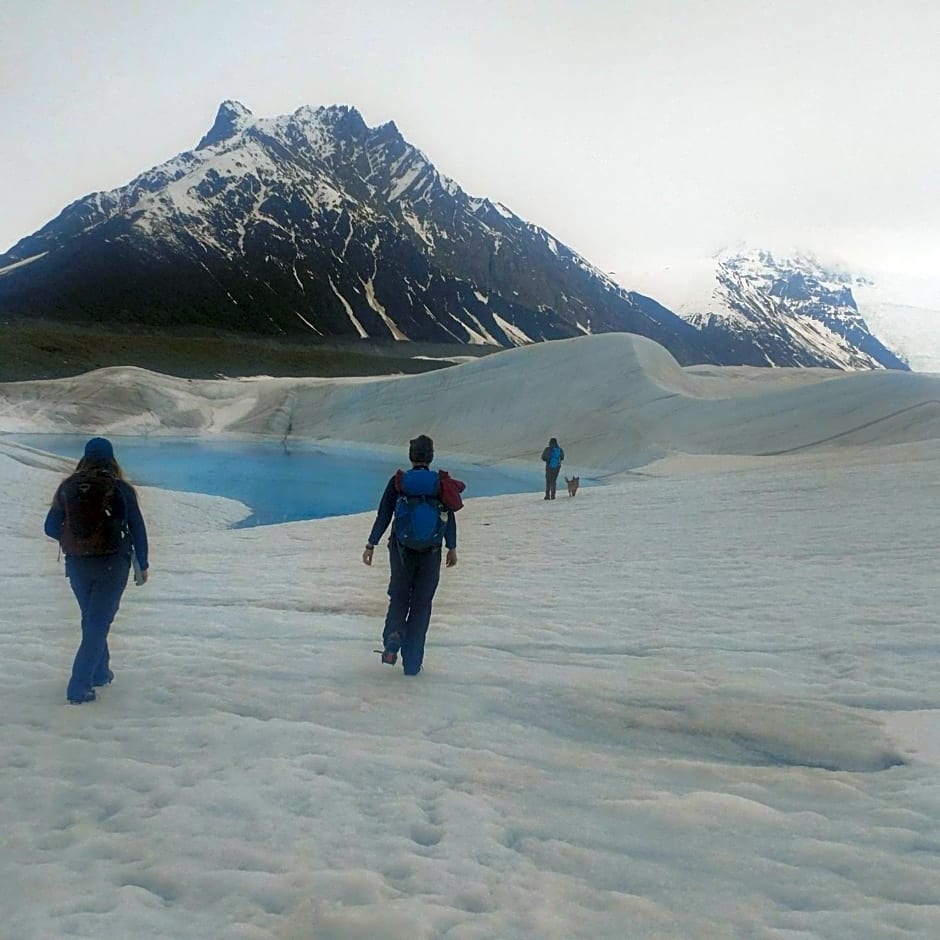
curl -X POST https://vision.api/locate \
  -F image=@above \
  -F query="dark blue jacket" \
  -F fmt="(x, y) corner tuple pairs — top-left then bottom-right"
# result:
(44, 477), (149, 569)
(368, 468), (456, 550)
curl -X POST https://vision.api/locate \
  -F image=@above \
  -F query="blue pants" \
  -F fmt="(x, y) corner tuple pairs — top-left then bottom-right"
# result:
(383, 545), (442, 674)
(65, 554), (130, 700)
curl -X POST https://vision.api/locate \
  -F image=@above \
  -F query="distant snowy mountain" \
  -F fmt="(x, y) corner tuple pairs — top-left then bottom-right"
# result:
(0, 100), (707, 363)
(624, 250), (912, 371)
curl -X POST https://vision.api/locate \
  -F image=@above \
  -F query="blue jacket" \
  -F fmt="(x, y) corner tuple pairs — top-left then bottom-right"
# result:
(368, 467), (456, 550)
(45, 477), (149, 569)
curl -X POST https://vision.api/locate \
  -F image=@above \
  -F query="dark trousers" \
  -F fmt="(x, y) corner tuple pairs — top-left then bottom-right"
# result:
(383, 544), (442, 674)
(66, 554), (130, 700)
(545, 466), (560, 499)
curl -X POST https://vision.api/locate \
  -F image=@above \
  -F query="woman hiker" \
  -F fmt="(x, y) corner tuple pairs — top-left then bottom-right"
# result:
(44, 437), (150, 704)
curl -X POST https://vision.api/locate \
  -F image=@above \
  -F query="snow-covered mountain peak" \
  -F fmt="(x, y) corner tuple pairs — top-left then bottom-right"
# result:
(715, 250), (855, 309)
(196, 100), (253, 151)
(702, 249), (907, 369)
(622, 248), (909, 371)
(725, 250), (940, 372)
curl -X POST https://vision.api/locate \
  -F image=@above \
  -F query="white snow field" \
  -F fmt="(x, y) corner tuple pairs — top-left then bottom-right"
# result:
(1, 333), (939, 939)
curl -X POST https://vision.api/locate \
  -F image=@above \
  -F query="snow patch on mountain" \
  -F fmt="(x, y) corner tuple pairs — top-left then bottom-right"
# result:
(491, 313), (533, 347)
(0, 252), (48, 277)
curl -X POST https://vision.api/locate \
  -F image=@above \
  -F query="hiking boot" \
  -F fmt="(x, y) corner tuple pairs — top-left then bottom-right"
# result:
(381, 630), (402, 665)
(67, 690), (96, 705)
(403, 665), (422, 676)
(93, 669), (114, 687)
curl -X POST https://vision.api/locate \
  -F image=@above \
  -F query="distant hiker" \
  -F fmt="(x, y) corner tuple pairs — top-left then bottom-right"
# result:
(362, 434), (463, 676)
(541, 437), (565, 500)
(44, 437), (149, 704)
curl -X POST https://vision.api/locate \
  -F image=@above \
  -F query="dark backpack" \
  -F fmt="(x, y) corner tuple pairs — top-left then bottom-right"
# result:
(58, 471), (125, 556)
(393, 469), (447, 552)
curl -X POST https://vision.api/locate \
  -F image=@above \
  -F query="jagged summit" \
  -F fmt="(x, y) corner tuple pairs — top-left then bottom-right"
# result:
(196, 100), (253, 150)
(374, 119), (403, 140)
(292, 103), (368, 137)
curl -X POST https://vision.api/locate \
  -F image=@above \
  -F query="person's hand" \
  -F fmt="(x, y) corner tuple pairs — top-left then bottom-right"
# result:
(138, 569), (149, 585)
(362, 545), (375, 566)
(445, 548), (457, 568)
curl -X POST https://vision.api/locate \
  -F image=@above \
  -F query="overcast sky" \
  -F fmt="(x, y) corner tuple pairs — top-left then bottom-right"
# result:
(2, 0), (939, 278)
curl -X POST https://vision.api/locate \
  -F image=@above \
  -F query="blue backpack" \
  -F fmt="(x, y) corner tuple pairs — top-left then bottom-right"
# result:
(394, 468), (446, 552)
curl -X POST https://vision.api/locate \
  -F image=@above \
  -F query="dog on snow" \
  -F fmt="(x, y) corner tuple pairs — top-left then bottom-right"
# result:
(565, 476), (580, 497)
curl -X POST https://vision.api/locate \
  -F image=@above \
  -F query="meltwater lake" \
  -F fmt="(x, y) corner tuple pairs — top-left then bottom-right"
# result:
(14, 434), (544, 527)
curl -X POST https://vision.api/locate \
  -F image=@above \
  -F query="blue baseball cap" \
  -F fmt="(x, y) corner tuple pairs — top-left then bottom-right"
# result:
(83, 437), (114, 461)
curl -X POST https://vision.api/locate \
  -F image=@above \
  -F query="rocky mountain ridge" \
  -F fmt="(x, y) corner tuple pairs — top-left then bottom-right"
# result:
(0, 101), (707, 364)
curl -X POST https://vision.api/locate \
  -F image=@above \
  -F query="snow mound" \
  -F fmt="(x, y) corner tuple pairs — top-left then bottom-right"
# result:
(1, 333), (938, 472)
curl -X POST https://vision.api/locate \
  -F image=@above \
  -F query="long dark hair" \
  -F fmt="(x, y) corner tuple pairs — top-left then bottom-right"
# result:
(51, 455), (135, 506)
(74, 455), (127, 481)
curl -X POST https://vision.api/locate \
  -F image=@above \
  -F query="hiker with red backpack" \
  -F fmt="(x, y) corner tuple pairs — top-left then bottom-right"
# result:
(362, 435), (463, 676)
(44, 437), (149, 704)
